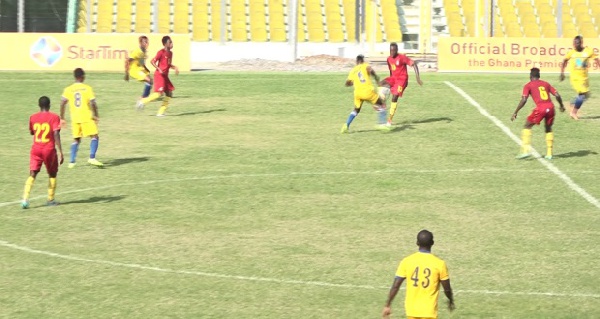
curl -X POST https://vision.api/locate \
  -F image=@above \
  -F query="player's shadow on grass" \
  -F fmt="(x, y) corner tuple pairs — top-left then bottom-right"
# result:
(170, 108), (226, 116)
(405, 117), (453, 125)
(554, 150), (598, 159)
(59, 195), (127, 206)
(579, 115), (600, 120)
(105, 157), (150, 167)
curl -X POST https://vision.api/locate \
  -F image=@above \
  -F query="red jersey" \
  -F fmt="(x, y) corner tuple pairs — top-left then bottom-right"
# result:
(387, 54), (413, 80)
(522, 79), (557, 107)
(152, 49), (173, 75)
(29, 111), (61, 150)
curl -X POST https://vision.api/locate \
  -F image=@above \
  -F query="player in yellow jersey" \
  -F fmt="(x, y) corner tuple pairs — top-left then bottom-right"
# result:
(341, 55), (388, 133)
(125, 35), (152, 107)
(559, 36), (600, 120)
(60, 68), (103, 168)
(382, 230), (455, 319)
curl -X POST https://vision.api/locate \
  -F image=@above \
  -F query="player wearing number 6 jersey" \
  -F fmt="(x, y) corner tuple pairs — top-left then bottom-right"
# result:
(60, 68), (103, 168)
(382, 230), (454, 319)
(341, 55), (388, 133)
(21, 96), (64, 208)
(512, 68), (565, 160)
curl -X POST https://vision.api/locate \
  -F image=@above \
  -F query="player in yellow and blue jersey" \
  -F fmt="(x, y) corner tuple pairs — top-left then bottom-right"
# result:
(382, 230), (455, 319)
(559, 36), (600, 120)
(60, 68), (103, 168)
(125, 35), (152, 106)
(341, 55), (388, 133)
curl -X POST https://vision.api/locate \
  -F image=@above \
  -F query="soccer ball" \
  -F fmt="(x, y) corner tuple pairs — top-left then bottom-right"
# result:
(378, 86), (390, 101)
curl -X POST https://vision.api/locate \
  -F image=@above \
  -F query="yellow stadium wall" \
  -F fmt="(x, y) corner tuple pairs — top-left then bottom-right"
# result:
(3, 33), (191, 71)
(438, 37), (600, 73)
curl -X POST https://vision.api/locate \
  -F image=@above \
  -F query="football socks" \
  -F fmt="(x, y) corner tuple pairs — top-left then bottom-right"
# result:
(520, 129), (532, 154)
(389, 102), (398, 122)
(545, 132), (554, 158)
(90, 138), (99, 159)
(48, 177), (57, 201)
(22, 176), (35, 201)
(70, 142), (79, 163)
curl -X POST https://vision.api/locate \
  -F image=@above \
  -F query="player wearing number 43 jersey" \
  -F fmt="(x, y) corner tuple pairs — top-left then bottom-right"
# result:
(60, 68), (103, 168)
(382, 230), (455, 319)
(21, 96), (64, 208)
(512, 68), (565, 160)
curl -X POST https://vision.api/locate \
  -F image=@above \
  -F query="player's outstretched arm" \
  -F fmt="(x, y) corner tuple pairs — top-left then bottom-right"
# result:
(345, 79), (353, 87)
(412, 62), (423, 86)
(368, 66), (380, 84)
(382, 276), (404, 318)
(559, 59), (569, 81)
(554, 92), (566, 112)
(54, 130), (64, 165)
(124, 58), (131, 81)
(511, 96), (528, 121)
(59, 99), (68, 126)
(441, 279), (455, 311)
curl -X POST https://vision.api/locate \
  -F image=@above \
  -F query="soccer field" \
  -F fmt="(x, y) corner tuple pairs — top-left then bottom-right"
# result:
(1, 71), (599, 318)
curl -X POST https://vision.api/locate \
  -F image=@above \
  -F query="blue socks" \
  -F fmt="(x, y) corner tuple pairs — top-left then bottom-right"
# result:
(378, 108), (386, 124)
(90, 138), (99, 159)
(142, 82), (152, 97)
(346, 111), (357, 127)
(573, 94), (585, 109)
(70, 142), (79, 163)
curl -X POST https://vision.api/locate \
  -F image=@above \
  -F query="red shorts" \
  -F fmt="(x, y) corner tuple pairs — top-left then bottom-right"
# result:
(30, 147), (58, 174)
(527, 105), (555, 126)
(384, 77), (408, 97)
(154, 73), (175, 93)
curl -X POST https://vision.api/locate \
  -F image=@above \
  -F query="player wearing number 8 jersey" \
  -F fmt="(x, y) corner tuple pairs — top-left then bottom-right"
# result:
(512, 68), (565, 160)
(21, 96), (64, 208)
(60, 68), (103, 167)
(341, 55), (388, 133)
(382, 230), (454, 319)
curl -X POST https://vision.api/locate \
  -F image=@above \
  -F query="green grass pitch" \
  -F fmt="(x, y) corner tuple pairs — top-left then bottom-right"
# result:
(0, 71), (599, 318)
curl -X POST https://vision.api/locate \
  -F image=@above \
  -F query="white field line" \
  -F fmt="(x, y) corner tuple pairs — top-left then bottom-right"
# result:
(0, 239), (598, 298)
(0, 168), (587, 207)
(444, 81), (600, 210)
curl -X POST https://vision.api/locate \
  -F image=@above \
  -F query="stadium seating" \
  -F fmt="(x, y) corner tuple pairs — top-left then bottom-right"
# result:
(135, 0), (152, 33)
(116, 0), (132, 33)
(173, 0), (191, 34)
(268, 0), (287, 41)
(192, 0), (210, 40)
(95, 0), (114, 33)
(249, 0), (268, 41)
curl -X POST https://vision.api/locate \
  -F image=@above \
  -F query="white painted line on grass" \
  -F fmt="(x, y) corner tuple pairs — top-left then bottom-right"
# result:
(3, 168), (595, 208)
(445, 81), (600, 210)
(0, 239), (598, 298)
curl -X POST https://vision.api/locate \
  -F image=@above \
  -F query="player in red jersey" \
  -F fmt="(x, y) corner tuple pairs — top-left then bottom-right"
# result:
(137, 35), (179, 116)
(378, 42), (423, 126)
(21, 96), (64, 208)
(511, 68), (565, 160)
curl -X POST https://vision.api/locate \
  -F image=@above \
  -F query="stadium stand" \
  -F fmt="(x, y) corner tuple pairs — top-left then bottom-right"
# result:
(116, 0), (133, 33)
(94, 0), (114, 32)
(192, 0), (210, 40)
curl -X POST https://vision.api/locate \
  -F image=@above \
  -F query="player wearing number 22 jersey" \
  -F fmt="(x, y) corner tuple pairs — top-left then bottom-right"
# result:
(512, 68), (565, 160)
(21, 96), (64, 209)
(60, 68), (103, 168)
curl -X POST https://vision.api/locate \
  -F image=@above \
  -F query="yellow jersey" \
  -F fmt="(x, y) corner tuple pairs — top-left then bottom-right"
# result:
(395, 251), (449, 318)
(129, 47), (147, 69)
(564, 47), (597, 81)
(61, 82), (96, 123)
(347, 63), (375, 93)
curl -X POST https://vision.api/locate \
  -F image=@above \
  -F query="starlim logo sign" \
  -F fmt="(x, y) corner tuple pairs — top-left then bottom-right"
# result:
(30, 36), (63, 67)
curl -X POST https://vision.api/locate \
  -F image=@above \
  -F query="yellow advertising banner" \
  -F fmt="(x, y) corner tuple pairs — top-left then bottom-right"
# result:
(438, 37), (600, 73)
(0, 33), (190, 71)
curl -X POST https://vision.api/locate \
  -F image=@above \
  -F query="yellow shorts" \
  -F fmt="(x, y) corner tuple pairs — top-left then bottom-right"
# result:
(72, 122), (98, 138)
(407, 317), (435, 319)
(129, 67), (150, 82)
(353, 89), (380, 109)
(570, 78), (589, 94)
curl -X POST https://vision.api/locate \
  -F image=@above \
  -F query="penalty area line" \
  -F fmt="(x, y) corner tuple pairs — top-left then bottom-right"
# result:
(0, 239), (598, 299)
(444, 81), (600, 210)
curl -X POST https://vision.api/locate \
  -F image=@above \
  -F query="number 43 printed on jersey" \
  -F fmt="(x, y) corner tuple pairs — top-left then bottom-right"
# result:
(411, 266), (431, 288)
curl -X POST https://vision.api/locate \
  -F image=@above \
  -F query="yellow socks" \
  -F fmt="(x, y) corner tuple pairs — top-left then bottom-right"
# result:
(48, 178), (57, 201)
(520, 129), (532, 154)
(141, 92), (161, 105)
(157, 96), (171, 116)
(545, 132), (554, 157)
(388, 102), (398, 122)
(22, 176), (35, 201)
